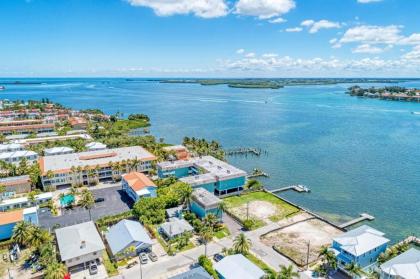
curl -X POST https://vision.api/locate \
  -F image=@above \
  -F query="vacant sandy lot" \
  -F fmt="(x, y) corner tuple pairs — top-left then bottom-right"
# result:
(261, 216), (343, 266)
(230, 200), (278, 223)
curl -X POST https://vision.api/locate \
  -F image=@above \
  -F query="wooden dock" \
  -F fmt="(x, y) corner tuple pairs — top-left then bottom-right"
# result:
(225, 147), (266, 157)
(338, 213), (375, 229)
(269, 184), (310, 194)
(247, 168), (269, 178)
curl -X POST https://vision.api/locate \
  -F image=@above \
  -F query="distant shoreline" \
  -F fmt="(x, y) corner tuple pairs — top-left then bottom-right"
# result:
(156, 78), (411, 89)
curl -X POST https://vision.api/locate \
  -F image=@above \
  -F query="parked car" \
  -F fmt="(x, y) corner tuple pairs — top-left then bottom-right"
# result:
(89, 261), (98, 275)
(148, 252), (158, 262)
(127, 261), (138, 269)
(94, 197), (105, 203)
(213, 253), (224, 262)
(139, 253), (148, 264)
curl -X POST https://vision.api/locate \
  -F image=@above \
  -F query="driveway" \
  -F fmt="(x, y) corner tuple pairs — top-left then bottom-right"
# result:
(39, 186), (133, 229)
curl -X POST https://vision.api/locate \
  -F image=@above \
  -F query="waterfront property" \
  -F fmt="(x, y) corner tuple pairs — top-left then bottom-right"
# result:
(157, 156), (247, 196)
(0, 150), (38, 165)
(159, 217), (194, 239)
(44, 146), (74, 156)
(122, 171), (157, 202)
(331, 225), (390, 271)
(0, 175), (32, 197)
(380, 248), (420, 279)
(0, 192), (52, 211)
(0, 207), (39, 240)
(190, 188), (222, 220)
(55, 221), (105, 268)
(105, 219), (153, 259)
(214, 254), (265, 279)
(162, 145), (190, 160)
(169, 266), (212, 279)
(39, 146), (156, 190)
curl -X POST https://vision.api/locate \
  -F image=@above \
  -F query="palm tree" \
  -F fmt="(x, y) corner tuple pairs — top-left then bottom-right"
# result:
(203, 213), (218, 230)
(233, 233), (251, 255)
(79, 189), (95, 220)
(277, 264), (299, 279)
(44, 261), (68, 279)
(199, 227), (214, 256)
(0, 185), (6, 201)
(12, 221), (32, 246)
(318, 246), (337, 270)
(39, 242), (56, 267)
(28, 226), (51, 248)
(344, 263), (365, 278)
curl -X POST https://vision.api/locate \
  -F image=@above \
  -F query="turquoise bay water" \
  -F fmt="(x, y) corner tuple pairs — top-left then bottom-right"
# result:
(1, 78), (419, 241)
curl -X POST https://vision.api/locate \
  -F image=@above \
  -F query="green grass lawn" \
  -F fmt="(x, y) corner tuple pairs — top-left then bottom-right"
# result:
(245, 253), (277, 278)
(214, 226), (231, 239)
(223, 191), (300, 228)
(114, 119), (150, 130)
(103, 251), (119, 276)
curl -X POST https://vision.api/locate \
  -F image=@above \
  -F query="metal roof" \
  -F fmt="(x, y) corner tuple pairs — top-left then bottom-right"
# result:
(333, 225), (390, 256)
(214, 254), (265, 279)
(105, 219), (153, 256)
(55, 221), (105, 261)
(192, 188), (221, 208)
(380, 248), (420, 279)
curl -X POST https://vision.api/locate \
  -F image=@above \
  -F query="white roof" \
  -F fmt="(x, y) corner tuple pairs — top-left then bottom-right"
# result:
(0, 150), (38, 160)
(0, 143), (23, 152)
(380, 248), (420, 279)
(214, 254), (265, 279)
(105, 219), (153, 256)
(44, 146), (74, 155)
(86, 142), (107, 150)
(40, 146), (155, 173)
(333, 225), (390, 256)
(0, 192), (52, 206)
(160, 218), (193, 238)
(159, 155), (246, 183)
(55, 221), (105, 261)
(23, 207), (37, 215)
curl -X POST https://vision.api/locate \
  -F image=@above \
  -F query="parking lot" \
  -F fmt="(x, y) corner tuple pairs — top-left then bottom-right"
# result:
(39, 186), (134, 229)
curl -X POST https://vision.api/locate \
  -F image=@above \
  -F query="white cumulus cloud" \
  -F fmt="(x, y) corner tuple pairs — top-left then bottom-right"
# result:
(352, 44), (384, 54)
(285, 27), (302, 32)
(236, 48), (245, 54)
(126, 0), (228, 18)
(300, 19), (341, 33)
(357, 0), (382, 3)
(234, 0), (295, 19)
(338, 25), (403, 45)
(269, 17), (287, 24)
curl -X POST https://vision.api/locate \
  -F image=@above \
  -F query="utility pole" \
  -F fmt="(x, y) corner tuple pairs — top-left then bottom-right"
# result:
(139, 260), (143, 279)
(306, 240), (310, 271)
(246, 202), (249, 220)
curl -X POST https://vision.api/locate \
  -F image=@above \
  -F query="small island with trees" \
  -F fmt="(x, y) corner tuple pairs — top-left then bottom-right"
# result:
(156, 78), (414, 90)
(346, 85), (420, 102)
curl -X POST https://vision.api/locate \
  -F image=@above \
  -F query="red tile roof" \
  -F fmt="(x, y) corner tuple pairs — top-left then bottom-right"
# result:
(0, 210), (23, 226)
(123, 172), (156, 192)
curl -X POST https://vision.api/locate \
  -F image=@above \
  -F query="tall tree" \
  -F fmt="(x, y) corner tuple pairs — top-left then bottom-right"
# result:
(79, 189), (95, 220)
(199, 227), (214, 256)
(12, 221), (32, 246)
(233, 233), (251, 255)
(44, 261), (68, 279)
(277, 264), (299, 279)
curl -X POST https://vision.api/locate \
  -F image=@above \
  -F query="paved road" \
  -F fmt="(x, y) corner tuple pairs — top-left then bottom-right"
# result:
(113, 217), (311, 279)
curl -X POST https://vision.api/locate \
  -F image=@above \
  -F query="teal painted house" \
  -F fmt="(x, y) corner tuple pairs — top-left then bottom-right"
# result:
(158, 156), (247, 197)
(190, 188), (222, 220)
(0, 207), (38, 240)
(331, 225), (390, 273)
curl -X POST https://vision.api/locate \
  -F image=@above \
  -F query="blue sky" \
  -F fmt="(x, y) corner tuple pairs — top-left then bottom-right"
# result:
(1, 0), (419, 77)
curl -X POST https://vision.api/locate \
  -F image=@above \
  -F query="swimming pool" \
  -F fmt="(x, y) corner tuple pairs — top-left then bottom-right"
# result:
(60, 194), (75, 207)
